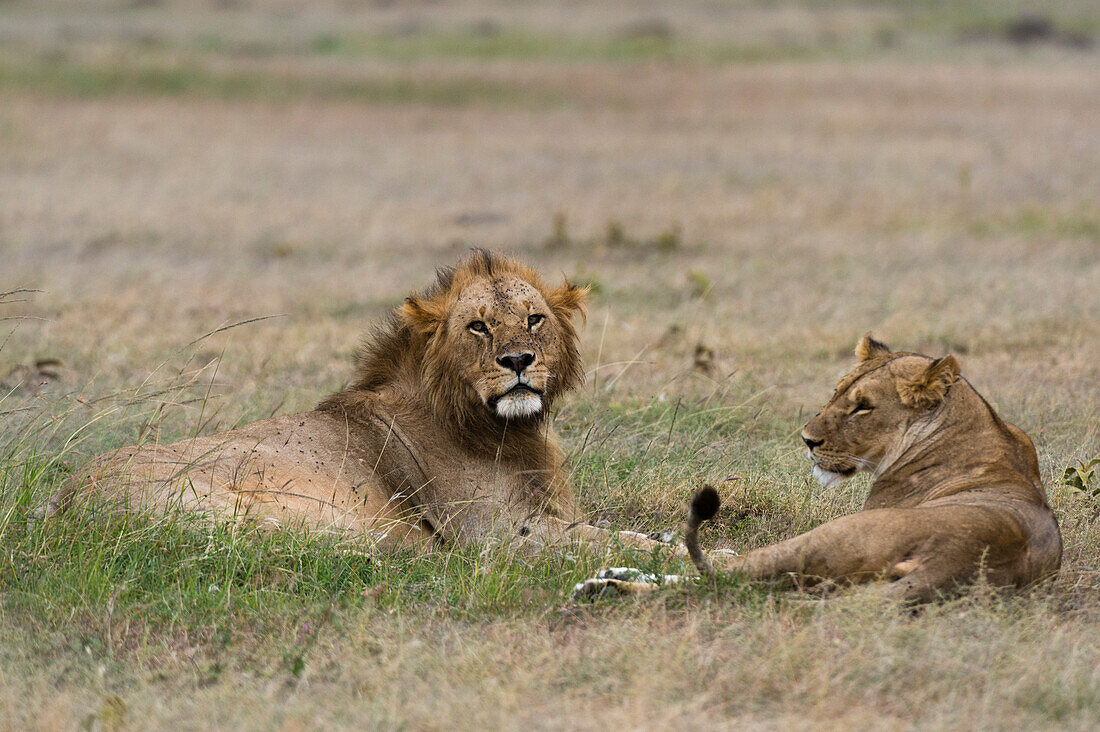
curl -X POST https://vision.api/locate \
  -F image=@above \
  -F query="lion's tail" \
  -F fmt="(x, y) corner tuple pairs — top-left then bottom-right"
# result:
(685, 485), (721, 578)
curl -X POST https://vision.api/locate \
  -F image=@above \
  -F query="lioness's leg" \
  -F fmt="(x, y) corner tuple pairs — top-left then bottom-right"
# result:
(846, 556), (998, 603)
(698, 504), (1028, 599)
(575, 509), (928, 600)
(702, 509), (932, 584)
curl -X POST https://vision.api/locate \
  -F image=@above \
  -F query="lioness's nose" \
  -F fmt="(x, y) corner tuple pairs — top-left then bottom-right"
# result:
(802, 433), (824, 450)
(497, 352), (535, 374)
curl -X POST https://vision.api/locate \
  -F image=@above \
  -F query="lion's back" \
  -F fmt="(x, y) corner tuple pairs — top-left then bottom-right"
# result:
(51, 412), (386, 530)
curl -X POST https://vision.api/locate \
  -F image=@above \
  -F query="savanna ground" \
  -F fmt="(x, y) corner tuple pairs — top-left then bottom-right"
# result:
(2, 0), (1099, 728)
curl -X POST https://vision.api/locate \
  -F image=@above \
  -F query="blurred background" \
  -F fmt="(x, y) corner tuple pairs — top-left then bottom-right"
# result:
(2, 0), (1097, 459)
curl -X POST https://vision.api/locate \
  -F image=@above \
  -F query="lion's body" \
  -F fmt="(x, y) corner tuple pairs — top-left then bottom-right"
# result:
(55, 252), (669, 555)
(64, 412), (434, 544)
(686, 336), (1062, 602)
(65, 405), (572, 549)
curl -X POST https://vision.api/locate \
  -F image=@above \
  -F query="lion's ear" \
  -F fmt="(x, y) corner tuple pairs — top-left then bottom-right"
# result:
(855, 333), (891, 361)
(898, 355), (960, 410)
(398, 295), (447, 336)
(546, 280), (588, 325)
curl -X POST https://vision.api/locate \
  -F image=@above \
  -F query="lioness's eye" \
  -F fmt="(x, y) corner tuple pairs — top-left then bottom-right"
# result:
(468, 320), (488, 334)
(527, 314), (545, 329)
(852, 402), (873, 415)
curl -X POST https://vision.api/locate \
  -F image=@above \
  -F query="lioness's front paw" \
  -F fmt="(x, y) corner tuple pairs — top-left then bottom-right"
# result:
(571, 567), (686, 600)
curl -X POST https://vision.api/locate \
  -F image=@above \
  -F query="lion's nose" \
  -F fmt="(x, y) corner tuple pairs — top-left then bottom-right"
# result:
(497, 352), (535, 374)
(802, 433), (824, 450)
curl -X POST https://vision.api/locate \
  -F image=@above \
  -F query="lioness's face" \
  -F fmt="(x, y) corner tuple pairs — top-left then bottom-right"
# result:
(446, 276), (567, 420)
(800, 335), (960, 488)
(800, 365), (909, 487)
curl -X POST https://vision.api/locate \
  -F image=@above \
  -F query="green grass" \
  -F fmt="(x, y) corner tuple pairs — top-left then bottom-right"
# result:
(0, 412), (688, 641)
(301, 30), (825, 65)
(0, 56), (561, 107)
(2, 335), (1098, 726)
(0, 361), (790, 667)
(0, 368), (852, 667)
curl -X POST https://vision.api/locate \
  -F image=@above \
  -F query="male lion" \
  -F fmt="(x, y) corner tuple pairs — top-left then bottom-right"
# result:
(577, 335), (1062, 602)
(52, 250), (672, 555)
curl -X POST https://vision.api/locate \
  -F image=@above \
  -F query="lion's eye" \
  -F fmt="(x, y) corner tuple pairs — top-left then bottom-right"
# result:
(527, 314), (545, 330)
(851, 402), (874, 415)
(468, 320), (489, 335)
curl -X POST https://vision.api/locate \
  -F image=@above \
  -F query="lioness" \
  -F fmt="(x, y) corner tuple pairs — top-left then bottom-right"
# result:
(578, 335), (1062, 602)
(52, 251), (673, 555)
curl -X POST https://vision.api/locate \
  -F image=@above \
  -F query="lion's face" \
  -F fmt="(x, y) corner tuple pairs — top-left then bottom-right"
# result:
(800, 334), (960, 488)
(443, 276), (570, 419)
(398, 252), (586, 424)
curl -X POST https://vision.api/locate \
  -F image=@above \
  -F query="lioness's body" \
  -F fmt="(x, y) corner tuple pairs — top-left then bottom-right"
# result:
(686, 336), (1061, 602)
(55, 252), (668, 555)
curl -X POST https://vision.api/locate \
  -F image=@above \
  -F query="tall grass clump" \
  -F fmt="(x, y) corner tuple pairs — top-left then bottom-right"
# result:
(0, 363), (688, 672)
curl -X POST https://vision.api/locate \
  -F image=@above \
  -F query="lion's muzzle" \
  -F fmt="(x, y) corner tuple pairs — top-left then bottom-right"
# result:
(490, 381), (544, 420)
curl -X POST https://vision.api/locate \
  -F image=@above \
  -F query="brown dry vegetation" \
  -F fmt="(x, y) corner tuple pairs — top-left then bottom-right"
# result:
(1, 1), (1099, 729)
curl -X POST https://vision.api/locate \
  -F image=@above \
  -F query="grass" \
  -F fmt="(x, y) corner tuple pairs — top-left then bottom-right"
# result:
(2, 0), (1100, 727)
(968, 207), (1100, 241)
(0, 55), (560, 108)
(299, 30), (827, 65)
(3, 343), (1097, 727)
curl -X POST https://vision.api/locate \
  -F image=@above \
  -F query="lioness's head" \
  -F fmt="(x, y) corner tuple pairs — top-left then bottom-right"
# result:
(801, 334), (960, 488)
(398, 250), (587, 423)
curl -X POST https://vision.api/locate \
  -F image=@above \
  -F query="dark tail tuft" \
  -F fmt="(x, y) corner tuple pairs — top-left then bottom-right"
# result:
(684, 485), (721, 578)
(690, 485), (720, 523)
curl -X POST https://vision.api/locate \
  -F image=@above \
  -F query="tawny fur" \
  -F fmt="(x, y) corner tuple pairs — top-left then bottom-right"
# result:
(52, 251), (674, 556)
(685, 334), (1061, 602)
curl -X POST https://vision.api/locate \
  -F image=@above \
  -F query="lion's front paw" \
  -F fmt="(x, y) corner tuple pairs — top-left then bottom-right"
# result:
(571, 567), (687, 600)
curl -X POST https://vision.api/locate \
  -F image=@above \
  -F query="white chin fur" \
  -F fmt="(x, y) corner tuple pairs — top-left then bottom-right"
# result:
(812, 465), (848, 489)
(494, 391), (543, 420)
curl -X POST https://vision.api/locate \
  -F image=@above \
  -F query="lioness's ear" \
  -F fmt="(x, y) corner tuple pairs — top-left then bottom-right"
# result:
(855, 333), (891, 361)
(398, 295), (447, 336)
(546, 280), (588, 325)
(898, 355), (960, 410)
